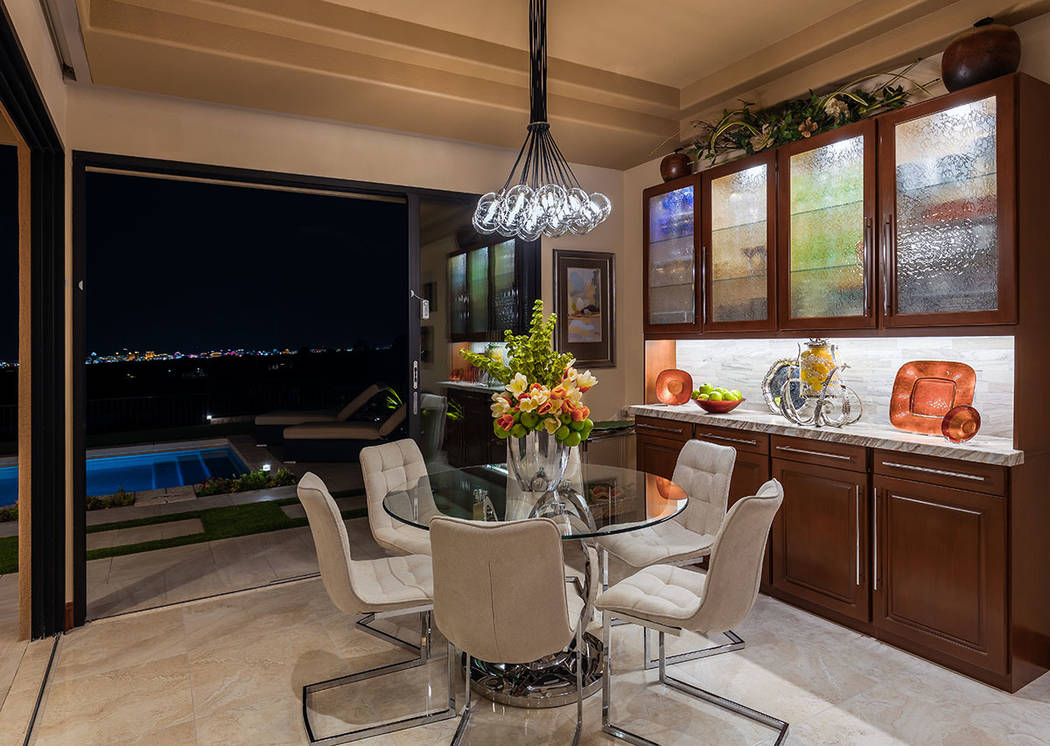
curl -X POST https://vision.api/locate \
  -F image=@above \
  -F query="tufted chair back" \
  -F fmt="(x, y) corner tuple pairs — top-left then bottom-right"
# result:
(431, 516), (574, 664)
(671, 439), (736, 536)
(361, 439), (431, 553)
(691, 479), (782, 634)
(297, 471), (366, 615)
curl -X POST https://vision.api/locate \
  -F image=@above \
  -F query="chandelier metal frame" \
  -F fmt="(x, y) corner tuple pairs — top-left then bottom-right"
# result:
(472, 0), (611, 240)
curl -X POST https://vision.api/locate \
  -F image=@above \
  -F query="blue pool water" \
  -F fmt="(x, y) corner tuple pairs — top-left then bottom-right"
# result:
(0, 446), (249, 507)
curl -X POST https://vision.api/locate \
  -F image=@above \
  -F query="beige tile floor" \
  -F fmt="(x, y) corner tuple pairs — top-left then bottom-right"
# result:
(3, 519), (1048, 745)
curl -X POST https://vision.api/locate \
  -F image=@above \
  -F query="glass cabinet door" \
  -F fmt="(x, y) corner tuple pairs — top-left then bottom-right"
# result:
(448, 251), (468, 338)
(880, 78), (1014, 326)
(702, 152), (776, 331)
(467, 246), (489, 335)
(778, 120), (876, 329)
(644, 175), (700, 335)
(490, 239), (518, 332)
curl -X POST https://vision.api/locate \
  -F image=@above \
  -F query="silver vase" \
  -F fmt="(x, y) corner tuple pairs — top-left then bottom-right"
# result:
(506, 430), (569, 495)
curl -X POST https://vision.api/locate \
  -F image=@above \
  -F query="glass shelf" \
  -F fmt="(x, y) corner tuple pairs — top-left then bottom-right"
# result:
(898, 170), (996, 195)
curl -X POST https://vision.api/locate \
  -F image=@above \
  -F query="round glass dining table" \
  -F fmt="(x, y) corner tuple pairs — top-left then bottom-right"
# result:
(382, 462), (688, 709)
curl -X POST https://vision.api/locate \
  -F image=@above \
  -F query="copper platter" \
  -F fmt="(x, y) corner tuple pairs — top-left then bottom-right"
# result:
(889, 361), (976, 436)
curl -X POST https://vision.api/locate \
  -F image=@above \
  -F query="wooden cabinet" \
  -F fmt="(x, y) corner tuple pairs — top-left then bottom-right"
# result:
(771, 456), (870, 624)
(776, 119), (877, 330)
(634, 416), (691, 479)
(448, 237), (533, 342)
(873, 475), (1007, 676)
(878, 75), (1016, 327)
(701, 152), (777, 332)
(643, 174), (701, 337)
(444, 389), (504, 467)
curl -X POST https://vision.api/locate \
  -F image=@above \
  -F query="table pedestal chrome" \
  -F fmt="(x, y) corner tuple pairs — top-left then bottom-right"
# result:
(469, 632), (604, 708)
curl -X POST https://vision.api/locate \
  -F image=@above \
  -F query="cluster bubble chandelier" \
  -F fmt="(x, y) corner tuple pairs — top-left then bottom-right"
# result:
(472, 0), (612, 241)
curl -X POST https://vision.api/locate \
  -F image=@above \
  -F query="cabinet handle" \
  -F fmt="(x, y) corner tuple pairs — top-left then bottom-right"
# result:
(775, 445), (853, 461)
(698, 432), (758, 446)
(855, 486), (861, 587)
(700, 246), (708, 325)
(863, 217), (872, 316)
(882, 216), (894, 317)
(873, 489), (878, 592)
(880, 461), (985, 482)
(637, 422), (686, 435)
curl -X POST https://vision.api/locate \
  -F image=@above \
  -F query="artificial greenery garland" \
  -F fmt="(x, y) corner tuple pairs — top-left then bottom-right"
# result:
(686, 66), (937, 166)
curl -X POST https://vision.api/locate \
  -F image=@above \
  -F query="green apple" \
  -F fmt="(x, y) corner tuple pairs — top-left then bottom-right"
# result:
(555, 425), (571, 441)
(697, 393), (710, 401)
(493, 421), (510, 439)
(570, 419), (586, 432)
(520, 412), (539, 428)
(580, 423), (593, 441)
(564, 431), (582, 447)
(698, 383), (714, 395)
(731, 390), (743, 401)
(560, 413), (573, 425)
(511, 423), (527, 438)
(708, 391), (724, 401)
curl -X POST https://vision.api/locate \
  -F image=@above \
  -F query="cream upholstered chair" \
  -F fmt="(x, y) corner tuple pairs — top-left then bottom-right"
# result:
(597, 480), (787, 745)
(597, 438), (738, 668)
(431, 516), (598, 745)
(297, 472), (455, 744)
(360, 439), (436, 556)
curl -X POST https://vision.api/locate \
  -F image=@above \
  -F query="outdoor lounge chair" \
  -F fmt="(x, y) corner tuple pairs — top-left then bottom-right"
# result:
(254, 384), (381, 444)
(283, 405), (406, 462)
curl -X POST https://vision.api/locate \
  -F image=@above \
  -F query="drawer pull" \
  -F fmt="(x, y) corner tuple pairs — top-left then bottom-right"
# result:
(880, 461), (985, 482)
(775, 445), (853, 461)
(637, 422), (686, 436)
(698, 432), (758, 446)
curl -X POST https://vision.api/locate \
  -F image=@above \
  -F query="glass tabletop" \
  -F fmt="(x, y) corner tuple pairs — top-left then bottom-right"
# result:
(382, 463), (688, 540)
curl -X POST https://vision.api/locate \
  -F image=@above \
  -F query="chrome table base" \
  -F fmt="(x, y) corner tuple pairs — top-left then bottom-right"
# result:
(469, 631), (603, 708)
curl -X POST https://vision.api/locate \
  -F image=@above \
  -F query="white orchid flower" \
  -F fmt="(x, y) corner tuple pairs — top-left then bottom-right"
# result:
(576, 370), (598, 391)
(543, 417), (560, 434)
(517, 395), (538, 413)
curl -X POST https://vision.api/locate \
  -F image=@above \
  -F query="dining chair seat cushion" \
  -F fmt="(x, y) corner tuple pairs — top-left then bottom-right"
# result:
(596, 564), (707, 626)
(598, 519), (715, 568)
(348, 554), (434, 609)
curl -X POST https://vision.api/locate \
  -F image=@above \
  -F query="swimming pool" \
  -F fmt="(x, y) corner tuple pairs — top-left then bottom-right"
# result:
(0, 445), (249, 507)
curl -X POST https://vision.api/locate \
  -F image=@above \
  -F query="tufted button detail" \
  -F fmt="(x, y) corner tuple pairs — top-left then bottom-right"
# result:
(596, 565), (706, 622)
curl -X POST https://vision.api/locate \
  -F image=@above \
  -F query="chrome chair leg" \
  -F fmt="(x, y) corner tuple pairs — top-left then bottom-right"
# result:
(302, 610), (455, 745)
(601, 610), (659, 746)
(450, 644), (474, 745)
(601, 549), (629, 629)
(602, 619), (788, 746)
(355, 608), (432, 657)
(642, 627), (744, 670)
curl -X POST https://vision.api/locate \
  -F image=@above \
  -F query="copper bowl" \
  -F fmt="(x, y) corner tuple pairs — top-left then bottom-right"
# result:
(695, 398), (744, 414)
(655, 369), (693, 405)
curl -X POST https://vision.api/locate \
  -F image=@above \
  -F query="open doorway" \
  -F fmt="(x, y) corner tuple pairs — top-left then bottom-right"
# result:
(76, 159), (411, 619)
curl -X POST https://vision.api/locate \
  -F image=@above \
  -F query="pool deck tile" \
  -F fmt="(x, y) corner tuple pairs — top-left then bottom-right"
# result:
(85, 518), (204, 551)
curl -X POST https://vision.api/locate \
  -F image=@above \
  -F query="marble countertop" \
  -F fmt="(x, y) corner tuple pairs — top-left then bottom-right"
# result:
(629, 403), (1023, 467)
(439, 380), (504, 393)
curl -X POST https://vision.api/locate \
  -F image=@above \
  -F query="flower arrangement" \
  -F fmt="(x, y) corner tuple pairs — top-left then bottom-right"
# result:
(460, 300), (598, 446)
(686, 66), (937, 166)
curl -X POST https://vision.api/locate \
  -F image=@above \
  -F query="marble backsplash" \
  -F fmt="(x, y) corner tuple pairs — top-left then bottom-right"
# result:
(674, 336), (1014, 439)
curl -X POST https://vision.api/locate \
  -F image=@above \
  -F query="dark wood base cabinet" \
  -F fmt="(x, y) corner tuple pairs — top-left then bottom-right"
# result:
(771, 458), (870, 624)
(636, 417), (1047, 691)
(873, 475), (1007, 678)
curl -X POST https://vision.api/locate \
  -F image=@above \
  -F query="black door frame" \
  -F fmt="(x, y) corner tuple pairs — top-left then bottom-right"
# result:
(0, 5), (67, 637)
(70, 151), (543, 624)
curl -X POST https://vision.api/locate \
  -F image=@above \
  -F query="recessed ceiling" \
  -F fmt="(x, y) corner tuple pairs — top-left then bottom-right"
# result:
(68, 0), (1050, 169)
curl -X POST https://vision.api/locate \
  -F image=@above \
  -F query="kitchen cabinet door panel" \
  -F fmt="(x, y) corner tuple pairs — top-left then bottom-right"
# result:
(777, 120), (876, 330)
(702, 152), (777, 332)
(873, 476), (1007, 674)
(772, 459), (870, 622)
(879, 76), (1016, 327)
(644, 175), (701, 336)
(636, 436), (686, 481)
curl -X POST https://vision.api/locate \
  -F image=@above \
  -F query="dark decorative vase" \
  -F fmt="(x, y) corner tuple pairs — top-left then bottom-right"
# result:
(941, 17), (1020, 92)
(660, 152), (692, 182)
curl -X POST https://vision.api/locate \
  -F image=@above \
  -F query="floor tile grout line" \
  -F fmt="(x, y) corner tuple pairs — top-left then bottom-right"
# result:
(86, 572), (322, 625)
(21, 633), (61, 746)
(0, 640), (29, 711)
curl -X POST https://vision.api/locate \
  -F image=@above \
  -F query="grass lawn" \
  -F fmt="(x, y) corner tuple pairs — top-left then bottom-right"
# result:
(0, 489), (366, 574)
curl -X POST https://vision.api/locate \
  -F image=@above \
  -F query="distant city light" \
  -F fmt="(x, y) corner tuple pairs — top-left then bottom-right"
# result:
(262, 463), (271, 472)
(206, 414), (213, 421)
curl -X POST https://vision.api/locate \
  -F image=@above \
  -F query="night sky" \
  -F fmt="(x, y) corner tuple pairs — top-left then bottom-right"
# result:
(0, 145), (17, 363)
(85, 172), (408, 354)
